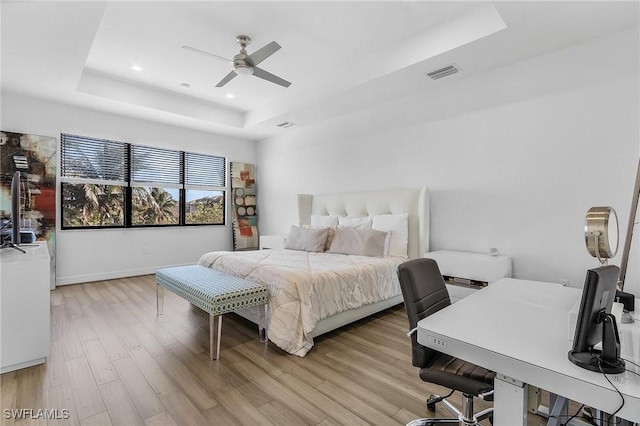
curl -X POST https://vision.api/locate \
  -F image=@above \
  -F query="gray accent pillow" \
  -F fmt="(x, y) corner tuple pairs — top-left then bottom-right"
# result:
(328, 228), (389, 257)
(303, 225), (336, 251)
(284, 226), (330, 252)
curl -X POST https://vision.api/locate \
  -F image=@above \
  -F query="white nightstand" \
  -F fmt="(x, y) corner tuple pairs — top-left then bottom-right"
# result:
(259, 234), (287, 250)
(423, 250), (512, 303)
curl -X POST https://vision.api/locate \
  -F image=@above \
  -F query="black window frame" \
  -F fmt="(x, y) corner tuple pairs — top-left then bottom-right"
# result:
(130, 144), (183, 228)
(184, 151), (227, 227)
(60, 133), (227, 230)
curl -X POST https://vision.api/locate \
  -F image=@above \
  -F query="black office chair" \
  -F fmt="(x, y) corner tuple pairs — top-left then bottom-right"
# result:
(398, 258), (495, 426)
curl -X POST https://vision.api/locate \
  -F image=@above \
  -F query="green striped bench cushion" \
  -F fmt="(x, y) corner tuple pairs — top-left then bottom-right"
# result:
(155, 265), (268, 315)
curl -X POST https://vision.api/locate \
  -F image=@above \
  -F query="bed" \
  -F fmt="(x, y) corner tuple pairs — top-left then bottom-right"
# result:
(197, 187), (429, 356)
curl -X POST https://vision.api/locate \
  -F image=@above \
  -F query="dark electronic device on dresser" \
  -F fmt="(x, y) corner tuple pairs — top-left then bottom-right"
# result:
(568, 265), (625, 374)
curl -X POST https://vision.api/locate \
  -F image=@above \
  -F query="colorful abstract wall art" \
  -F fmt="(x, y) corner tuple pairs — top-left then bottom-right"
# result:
(0, 131), (57, 288)
(230, 162), (258, 250)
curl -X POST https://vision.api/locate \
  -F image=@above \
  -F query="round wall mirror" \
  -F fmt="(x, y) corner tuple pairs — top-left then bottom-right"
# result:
(584, 206), (619, 264)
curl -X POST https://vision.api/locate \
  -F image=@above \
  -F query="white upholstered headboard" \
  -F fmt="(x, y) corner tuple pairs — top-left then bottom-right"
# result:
(297, 187), (429, 259)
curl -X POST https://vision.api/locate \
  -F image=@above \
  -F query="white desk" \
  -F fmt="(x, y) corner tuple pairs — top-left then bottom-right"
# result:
(417, 278), (640, 425)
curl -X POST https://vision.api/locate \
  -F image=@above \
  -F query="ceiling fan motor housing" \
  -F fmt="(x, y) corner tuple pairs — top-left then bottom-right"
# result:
(233, 52), (254, 75)
(233, 53), (253, 75)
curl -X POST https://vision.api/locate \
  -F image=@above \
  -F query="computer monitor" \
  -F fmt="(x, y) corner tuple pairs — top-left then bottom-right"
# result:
(10, 171), (21, 247)
(1, 171), (25, 253)
(568, 265), (625, 374)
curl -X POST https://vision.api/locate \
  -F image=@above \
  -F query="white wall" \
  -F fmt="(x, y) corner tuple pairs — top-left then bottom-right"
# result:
(1, 93), (256, 285)
(256, 28), (640, 296)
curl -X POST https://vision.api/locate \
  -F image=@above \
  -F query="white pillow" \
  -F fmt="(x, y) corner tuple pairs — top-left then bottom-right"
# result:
(310, 215), (339, 227)
(338, 216), (372, 230)
(284, 226), (329, 252)
(372, 213), (409, 258)
(328, 228), (389, 257)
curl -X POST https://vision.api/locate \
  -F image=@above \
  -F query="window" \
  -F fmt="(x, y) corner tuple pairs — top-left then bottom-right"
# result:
(60, 134), (226, 229)
(185, 152), (225, 225)
(61, 134), (128, 228)
(131, 145), (181, 226)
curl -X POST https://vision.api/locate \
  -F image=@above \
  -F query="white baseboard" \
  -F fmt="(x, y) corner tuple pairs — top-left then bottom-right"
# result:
(55, 262), (194, 286)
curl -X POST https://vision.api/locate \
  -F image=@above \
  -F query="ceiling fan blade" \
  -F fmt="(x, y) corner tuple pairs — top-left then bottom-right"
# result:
(215, 70), (237, 87)
(253, 67), (291, 87)
(253, 67), (291, 88)
(248, 41), (281, 66)
(182, 45), (232, 63)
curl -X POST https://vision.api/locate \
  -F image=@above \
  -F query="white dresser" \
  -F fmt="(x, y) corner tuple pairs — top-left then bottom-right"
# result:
(0, 243), (50, 373)
(423, 250), (512, 302)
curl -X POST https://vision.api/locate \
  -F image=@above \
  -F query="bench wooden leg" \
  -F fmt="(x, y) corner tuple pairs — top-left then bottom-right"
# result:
(156, 285), (164, 316)
(210, 314), (222, 360)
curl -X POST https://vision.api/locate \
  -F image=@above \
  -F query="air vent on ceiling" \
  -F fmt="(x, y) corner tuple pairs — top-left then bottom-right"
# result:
(425, 64), (459, 80)
(276, 121), (295, 128)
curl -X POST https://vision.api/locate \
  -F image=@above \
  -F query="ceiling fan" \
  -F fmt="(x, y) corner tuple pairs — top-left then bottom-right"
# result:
(182, 35), (291, 88)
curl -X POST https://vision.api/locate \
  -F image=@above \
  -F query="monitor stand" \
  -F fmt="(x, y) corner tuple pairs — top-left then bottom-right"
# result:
(568, 313), (626, 374)
(0, 241), (26, 254)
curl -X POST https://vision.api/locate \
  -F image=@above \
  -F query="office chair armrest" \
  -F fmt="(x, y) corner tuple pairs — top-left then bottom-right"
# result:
(407, 327), (417, 337)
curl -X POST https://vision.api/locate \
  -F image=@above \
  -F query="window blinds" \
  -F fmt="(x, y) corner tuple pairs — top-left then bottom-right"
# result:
(185, 152), (226, 187)
(61, 134), (128, 182)
(131, 145), (182, 185)
(62, 135), (226, 188)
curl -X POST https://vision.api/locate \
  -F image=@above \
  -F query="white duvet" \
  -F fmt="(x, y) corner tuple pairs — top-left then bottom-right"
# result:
(197, 249), (404, 356)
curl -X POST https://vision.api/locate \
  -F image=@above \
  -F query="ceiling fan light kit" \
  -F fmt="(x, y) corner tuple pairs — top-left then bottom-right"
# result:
(183, 34), (290, 88)
(234, 63), (254, 76)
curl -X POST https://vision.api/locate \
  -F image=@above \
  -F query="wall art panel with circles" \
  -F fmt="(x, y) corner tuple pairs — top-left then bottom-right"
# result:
(230, 162), (258, 250)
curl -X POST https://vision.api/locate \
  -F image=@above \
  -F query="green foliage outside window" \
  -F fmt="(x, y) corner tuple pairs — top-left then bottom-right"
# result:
(62, 183), (124, 227)
(185, 193), (224, 225)
(132, 187), (178, 226)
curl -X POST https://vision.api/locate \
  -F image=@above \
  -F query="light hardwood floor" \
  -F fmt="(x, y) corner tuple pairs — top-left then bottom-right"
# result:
(1, 275), (560, 426)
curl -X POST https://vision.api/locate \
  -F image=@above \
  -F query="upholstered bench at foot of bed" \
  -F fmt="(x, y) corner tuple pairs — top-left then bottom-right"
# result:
(155, 265), (269, 360)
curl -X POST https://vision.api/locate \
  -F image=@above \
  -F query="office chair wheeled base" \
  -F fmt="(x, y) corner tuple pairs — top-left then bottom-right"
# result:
(406, 392), (493, 426)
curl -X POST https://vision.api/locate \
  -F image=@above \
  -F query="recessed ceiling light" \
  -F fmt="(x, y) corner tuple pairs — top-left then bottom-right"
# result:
(225, 93), (235, 99)
(131, 65), (143, 71)
(180, 83), (191, 88)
